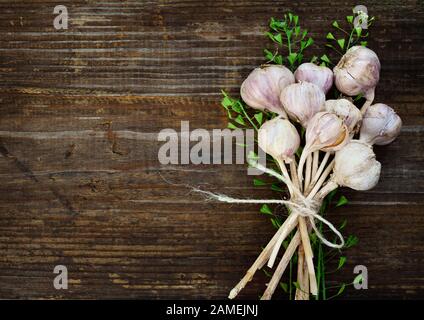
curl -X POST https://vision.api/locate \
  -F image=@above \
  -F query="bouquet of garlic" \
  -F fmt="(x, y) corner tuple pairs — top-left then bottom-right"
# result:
(209, 44), (402, 300)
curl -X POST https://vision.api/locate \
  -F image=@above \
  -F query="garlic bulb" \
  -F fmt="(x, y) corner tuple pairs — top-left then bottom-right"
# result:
(294, 63), (334, 94)
(241, 65), (295, 116)
(324, 99), (362, 134)
(280, 82), (325, 127)
(334, 46), (380, 113)
(298, 112), (349, 182)
(305, 112), (349, 153)
(360, 103), (402, 145)
(334, 140), (381, 191)
(258, 117), (300, 163)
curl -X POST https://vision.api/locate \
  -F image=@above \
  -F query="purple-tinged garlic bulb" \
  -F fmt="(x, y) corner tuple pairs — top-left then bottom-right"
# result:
(324, 99), (362, 134)
(297, 112), (349, 182)
(280, 82), (325, 127)
(334, 140), (381, 190)
(294, 63), (334, 94)
(241, 65), (295, 116)
(258, 117), (300, 163)
(305, 112), (350, 153)
(359, 103), (402, 145)
(334, 46), (380, 114)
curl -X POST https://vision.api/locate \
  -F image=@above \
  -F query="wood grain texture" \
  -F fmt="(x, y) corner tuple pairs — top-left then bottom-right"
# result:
(0, 0), (423, 299)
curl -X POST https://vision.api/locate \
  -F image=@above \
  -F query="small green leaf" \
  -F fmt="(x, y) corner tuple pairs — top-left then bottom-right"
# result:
(306, 37), (313, 47)
(332, 21), (339, 28)
(294, 26), (300, 37)
(346, 15), (354, 23)
(310, 55), (318, 63)
(253, 178), (266, 186)
(274, 33), (283, 45)
(234, 115), (246, 126)
(227, 123), (237, 130)
(231, 101), (242, 113)
(254, 112), (263, 125)
(295, 145), (303, 159)
(263, 269), (272, 277)
(337, 38), (345, 49)
(274, 55), (283, 65)
(270, 217), (281, 229)
(296, 53), (303, 63)
(221, 96), (233, 109)
(279, 282), (288, 292)
(265, 31), (275, 42)
(293, 15), (299, 26)
(339, 219), (347, 229)
(327, 188), (338, 203)
(292, 281), (300, 289)
(345, 235), (359, 248)
(336, 195), (349, 207)
(227, 122), (238, 130)
(326, 32), (335, 40)
(260, 204), (273, 215)
(271, 184), (284, 192)
(320, 54), (331, 64)
(337, 283), (346, 296)
(355, 27), (362, 37)
(287, 53), (297, 65)
(264, 48), (275, 61)
(360, 41), (368, 47)
(300, 40), (306, 51)
(353, 273), (363, 285)
(337, 256), (347, 270)
(288, 12), (293, 23)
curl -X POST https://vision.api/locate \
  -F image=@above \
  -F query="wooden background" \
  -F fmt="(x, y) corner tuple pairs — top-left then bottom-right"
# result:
(0, 0), (423, 299)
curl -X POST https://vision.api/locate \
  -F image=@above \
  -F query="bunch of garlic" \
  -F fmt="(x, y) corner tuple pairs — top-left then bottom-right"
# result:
(227, 44), (403, 302)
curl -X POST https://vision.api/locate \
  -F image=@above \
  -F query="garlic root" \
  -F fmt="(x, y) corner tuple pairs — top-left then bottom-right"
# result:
(228, 211), (299, 299)
(261, 231), (301, 300)
(298, 216), (318, 295)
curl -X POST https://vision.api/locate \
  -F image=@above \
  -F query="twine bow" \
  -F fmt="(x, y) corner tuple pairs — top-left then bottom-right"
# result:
(192, 166), (345, 249)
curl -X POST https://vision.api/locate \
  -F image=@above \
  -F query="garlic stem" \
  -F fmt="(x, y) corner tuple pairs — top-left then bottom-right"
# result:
(361, 88), (375, 115)
(307, 159), (335, 200)
(261, 231), (301, 300)
(298, 216), (318, 295)
(301, 251), (310, 300)
(315, 180), (339, 201)
(276, 158), (294, 197)
(290, 161), (301, 191)
(312, 151), (319, 179)
(297, 147), (310, 188)
(295, 244), (306, 300)
(267, 210), (300, 268)
(228, 211), (299, 299)
(307, 152), (330, 195)
(304, 155), (312, 192)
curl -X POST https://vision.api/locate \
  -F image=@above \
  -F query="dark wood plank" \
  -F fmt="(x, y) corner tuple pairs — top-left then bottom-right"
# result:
(0, 0), (423, 299)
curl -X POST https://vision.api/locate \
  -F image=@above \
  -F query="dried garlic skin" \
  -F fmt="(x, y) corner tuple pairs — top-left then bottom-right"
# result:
(294, 62), (334, 94)
(360, 103), (402, 146)
(334, 46), (380, 99)
(305, 112), (349, 152)
(334, 140), (381, 191)
(324, 99), (362, 134)
(280, 82), (325, 128)
(258, 117), (300, 163)
(241, 64), (295, 116)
